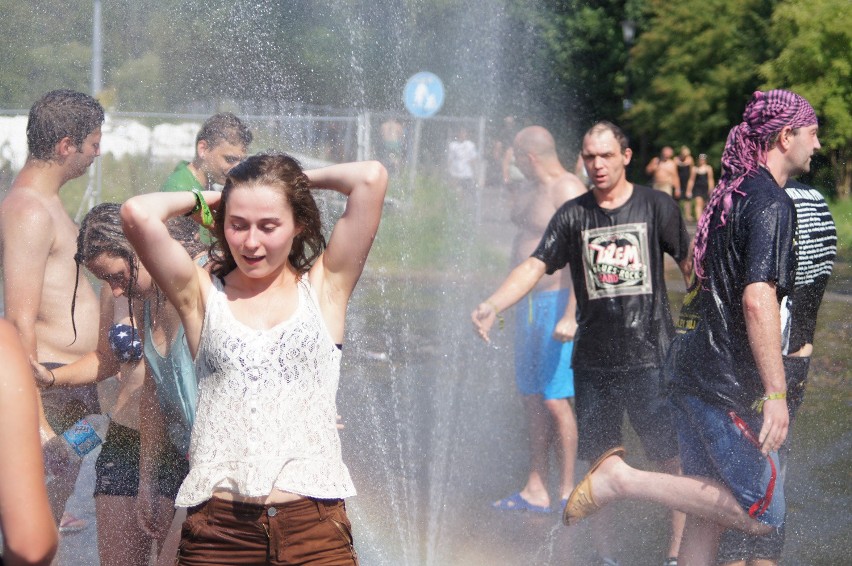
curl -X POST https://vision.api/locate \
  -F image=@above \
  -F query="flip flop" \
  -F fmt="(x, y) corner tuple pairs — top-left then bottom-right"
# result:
(492, 492), (552, 513)
(59, 512), (88, 533)
(562, 446), (626, 526)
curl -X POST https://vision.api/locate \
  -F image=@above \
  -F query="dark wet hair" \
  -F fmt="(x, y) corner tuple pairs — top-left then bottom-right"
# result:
(27, 89), (105, 161)
(71, 203), (206, 343)
(209, 153), (326, 279)
(196, 113), (253, 151)
(585, 121), (630, 154)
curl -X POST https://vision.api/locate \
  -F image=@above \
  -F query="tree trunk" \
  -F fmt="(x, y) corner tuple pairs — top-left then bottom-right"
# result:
(831, 148), (851, 199)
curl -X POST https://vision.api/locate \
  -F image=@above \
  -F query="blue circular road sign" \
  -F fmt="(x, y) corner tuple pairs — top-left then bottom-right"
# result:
(404, 72), (445, 118)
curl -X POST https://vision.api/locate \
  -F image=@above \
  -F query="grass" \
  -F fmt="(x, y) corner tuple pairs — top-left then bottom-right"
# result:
(828, 197), (852, 262)
(368, 172), (507, 277)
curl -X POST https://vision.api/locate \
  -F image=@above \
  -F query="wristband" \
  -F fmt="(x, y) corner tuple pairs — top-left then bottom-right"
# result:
(188, 188), (214, 228)
(751, 391), (786, 413)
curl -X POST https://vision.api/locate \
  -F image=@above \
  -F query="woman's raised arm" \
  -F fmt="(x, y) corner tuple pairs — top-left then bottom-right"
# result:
(307, 161), (387, 302)
(120, 191), (220, 354)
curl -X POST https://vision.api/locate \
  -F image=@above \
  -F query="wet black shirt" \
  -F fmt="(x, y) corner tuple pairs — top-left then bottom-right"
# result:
(673, 168), (795, 412)
(532, 184), (689, 371)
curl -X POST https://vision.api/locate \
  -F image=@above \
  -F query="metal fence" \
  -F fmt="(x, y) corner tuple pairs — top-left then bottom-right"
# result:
(1, 107), (487, 215)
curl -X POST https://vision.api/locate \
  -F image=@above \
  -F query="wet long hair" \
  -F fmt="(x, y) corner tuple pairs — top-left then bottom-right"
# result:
(692, 90), (817, 282)
(71, 203), (206, 343)
(209, 153), (326, 279)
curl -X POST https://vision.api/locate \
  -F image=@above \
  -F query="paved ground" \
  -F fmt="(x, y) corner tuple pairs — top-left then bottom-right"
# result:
(41, 183), (851, 565)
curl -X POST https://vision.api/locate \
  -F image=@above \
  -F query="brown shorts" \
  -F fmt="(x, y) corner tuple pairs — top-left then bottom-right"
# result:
(177, 496), (358, 565)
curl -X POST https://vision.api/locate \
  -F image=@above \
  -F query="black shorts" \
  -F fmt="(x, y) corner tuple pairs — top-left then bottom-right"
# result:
(94, 422), (140, 497)
(40, 362), (100, 433)
(574, 366), (679, 462)
(156, 441), (189, 500)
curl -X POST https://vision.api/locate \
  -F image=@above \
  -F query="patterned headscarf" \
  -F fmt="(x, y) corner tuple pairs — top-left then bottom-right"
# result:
(693, 90), (817, 281)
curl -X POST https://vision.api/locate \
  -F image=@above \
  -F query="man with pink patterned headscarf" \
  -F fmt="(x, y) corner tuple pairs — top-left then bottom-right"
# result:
(560, 90), (820, 565)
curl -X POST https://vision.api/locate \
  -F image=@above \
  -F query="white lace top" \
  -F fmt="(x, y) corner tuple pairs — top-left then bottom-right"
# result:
(175, 276), (355, 507)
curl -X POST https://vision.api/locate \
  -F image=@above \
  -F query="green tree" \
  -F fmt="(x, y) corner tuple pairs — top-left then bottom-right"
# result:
(760, 0), (852, 198)
(626, 0), (777, 164)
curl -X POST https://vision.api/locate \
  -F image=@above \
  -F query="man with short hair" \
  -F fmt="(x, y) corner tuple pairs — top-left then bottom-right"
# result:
(0, 89), (105, 522)
(474, 121), (690, 565)
(162, 112), (252, 192)
(490, 126), (586, 514)
(560, 90), (821, 565)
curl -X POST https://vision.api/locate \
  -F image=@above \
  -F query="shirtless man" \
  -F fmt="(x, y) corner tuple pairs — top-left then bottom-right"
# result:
(0, 89), (105, 522)
(490, 126), (587, 513)
(646, 146), (681, 198)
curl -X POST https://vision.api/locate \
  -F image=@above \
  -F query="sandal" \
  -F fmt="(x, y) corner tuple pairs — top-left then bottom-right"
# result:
(562, 446), (626, 526)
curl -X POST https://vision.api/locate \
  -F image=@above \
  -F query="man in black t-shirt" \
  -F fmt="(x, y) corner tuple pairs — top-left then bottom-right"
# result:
(555, 90), (821, 566)
(716, 180), (836, 566)
(473, 121), (691, 565)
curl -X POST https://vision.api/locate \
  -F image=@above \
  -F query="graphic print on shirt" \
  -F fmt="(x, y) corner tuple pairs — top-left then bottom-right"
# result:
(582, 222), (651, 299)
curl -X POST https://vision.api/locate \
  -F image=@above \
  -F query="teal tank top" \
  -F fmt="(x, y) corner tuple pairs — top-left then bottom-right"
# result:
(143, 299), (197, 455)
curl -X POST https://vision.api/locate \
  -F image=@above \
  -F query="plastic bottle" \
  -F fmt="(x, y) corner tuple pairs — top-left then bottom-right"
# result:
(61, 414), (110, 457)
(43, 414), (110, 480)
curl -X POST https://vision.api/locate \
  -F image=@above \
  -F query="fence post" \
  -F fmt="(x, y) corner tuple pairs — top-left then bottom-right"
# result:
(357, 112), (371, 161)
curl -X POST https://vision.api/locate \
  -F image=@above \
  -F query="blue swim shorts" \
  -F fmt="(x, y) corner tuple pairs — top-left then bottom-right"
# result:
(672, 393), (785, 528)
(513, 289), (574, 400)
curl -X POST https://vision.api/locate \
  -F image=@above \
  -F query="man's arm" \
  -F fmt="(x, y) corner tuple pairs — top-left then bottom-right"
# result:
(552, 265), (577, 342)
(742, 281), (789, 454)
(679, 255), (693, 288)
(645, 157), (659, 176)
(0, 200), (53, 359)
(472, 257), (547, 343)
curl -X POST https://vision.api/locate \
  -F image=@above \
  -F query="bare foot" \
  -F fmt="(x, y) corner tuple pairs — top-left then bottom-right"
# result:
(586, 452), (626, 507)
(519, 487), (550, 509)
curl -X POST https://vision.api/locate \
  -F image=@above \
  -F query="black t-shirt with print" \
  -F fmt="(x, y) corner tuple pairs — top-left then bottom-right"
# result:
(783, 180), (836, 351)
(532, 184), (690, 371)
(672, 168), (796, 413)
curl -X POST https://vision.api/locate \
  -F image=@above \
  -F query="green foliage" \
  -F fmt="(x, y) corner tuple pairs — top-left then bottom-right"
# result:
(828, 197), (852, 262)
(760, 0), (852, 197)
(627, 0), (776, 161)
(369, 175), (505, 274)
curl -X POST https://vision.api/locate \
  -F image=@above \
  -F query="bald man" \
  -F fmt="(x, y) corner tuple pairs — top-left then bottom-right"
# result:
(490, 126), (587, 514)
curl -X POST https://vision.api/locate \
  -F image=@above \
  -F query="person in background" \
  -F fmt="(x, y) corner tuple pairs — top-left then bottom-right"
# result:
(687, 153), (715, 222)
(447, 126), (479, 192)
(0, 89), (104, 529)
(675, 146), (694, 221)
(0, 319), (58, 566)
(490, 126), (586, 514)
(646, 145), (680, 199)
(161, 112), (252, 193)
